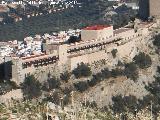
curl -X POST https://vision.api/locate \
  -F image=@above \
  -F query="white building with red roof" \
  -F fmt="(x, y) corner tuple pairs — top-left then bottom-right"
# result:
(81, 25), (114, 42)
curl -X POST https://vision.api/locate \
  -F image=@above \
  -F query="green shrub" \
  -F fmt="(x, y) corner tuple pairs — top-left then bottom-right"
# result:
(68, 36), (81, 43)
(47, 91), (60, 105)
(111, 68), (124, 78)
(60, 71), (71, 83)
(63, 94), (71, 105)
(157, 66), (160, 74)
(93, 73), (104, 81)
(47, 76), (61, 90)
(22, 75), (42, 99)
(62, 86), (74, 95)
(144, 66), (160, 117)
(88, 77), (98, 87)
(9, 81), (18, 89)
(111, 95), (137, 114)
(117, 60), (124, 66)
(153, 34), (160, 48)
(72, 62), (92, 78)
(88, 73), (103, 87)
(90, 101), (97, 109)
(133, 52), (152, 69)
(82, 100), (97, 109)
(74, 81), (89, 92)
(124, 62), (138, 81)
(111, 49), (118, 58)
(101, 68), (111, 79)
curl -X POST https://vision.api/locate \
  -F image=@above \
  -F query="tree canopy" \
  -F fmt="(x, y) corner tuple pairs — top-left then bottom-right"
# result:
(22, 75), (42, 99)
(111, 95), (138, 114)
(153, 34), (160, 48)
(124, 62), (138, 81)
(72, 62), (92, 78)
(133, 52), (152, 69)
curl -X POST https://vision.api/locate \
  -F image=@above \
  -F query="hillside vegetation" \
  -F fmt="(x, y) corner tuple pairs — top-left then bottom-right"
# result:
(0, 0), (136, 41)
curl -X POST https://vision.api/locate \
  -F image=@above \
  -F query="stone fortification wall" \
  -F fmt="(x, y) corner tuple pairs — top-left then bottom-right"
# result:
(11, 61), (57, 84)
(149, 0), (160, 17)
(138, 0), (149, 20)
(34, 63), (60, 83)
(10, 54), (59, 84)
(7, 26), (148, 84)
(70, 50), (108, 70)
(11, 58), (24, 84)
(69, 32), (143, 70)
(116, 38), (139, 62)
(114, 28), (135, 39)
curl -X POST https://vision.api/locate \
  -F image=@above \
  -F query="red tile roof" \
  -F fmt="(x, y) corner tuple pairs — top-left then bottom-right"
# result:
(83, 25), (110, 30)
(21, 53), (45, 60)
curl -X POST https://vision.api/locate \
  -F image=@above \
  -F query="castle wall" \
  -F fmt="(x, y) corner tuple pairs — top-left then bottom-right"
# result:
(58, 44), (68, 64)
(10, 54), (59, 84)
(58, 44), (69, 72)
(11, 58), (24, 84)
(33, 63), (59, 83)
(12, 61), (59, 84)
(70, 32), (143, 70)
(70, 50), (108, 70)
(149, 0), (160, 17)
(117, 32), (144, 61)
(138, 0), (149, 20)
(7, 26), (147, 84)
(114, 28), (136, 39)
(117, 40), (138, 62)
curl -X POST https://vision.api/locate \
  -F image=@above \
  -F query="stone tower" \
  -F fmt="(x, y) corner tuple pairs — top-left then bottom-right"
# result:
(138, 0), (149, 20)
(149, 0), (160, 18)
(139, 0), (160, 20)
